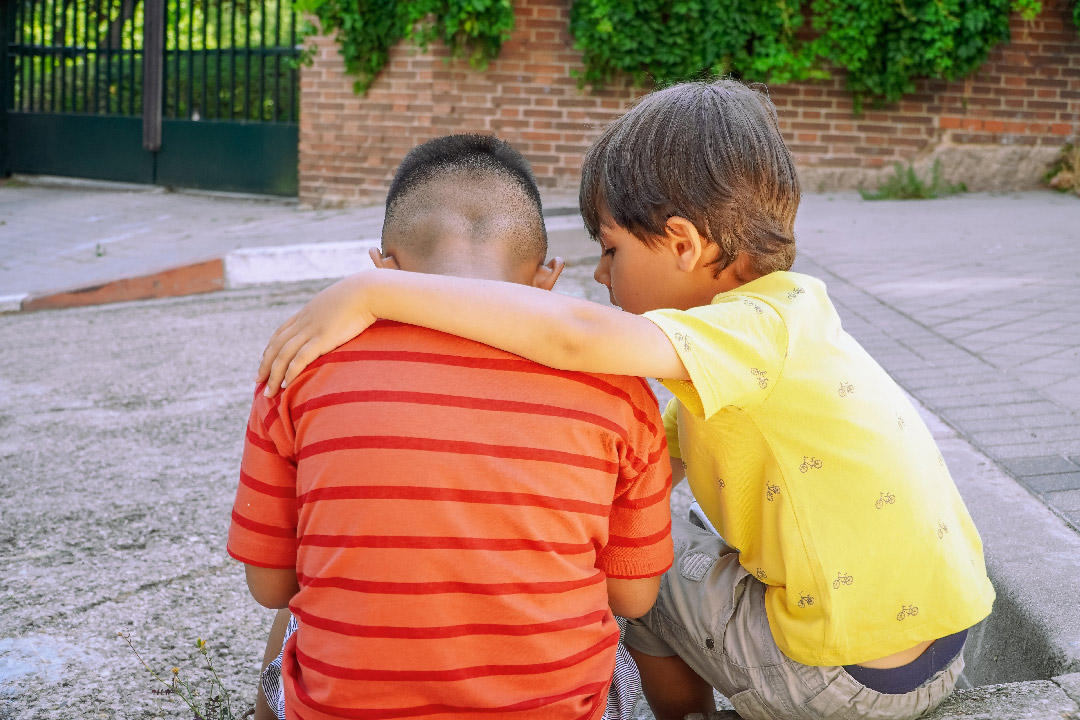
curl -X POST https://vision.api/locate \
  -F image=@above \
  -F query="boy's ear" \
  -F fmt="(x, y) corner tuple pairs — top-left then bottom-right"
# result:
(369, 247), (401, 271)
(663, 217), (715, 272)
(531, 257), (564, 291)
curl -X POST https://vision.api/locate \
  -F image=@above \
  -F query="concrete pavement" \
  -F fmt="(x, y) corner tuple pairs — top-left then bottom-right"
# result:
(2, 178), (1080, 718)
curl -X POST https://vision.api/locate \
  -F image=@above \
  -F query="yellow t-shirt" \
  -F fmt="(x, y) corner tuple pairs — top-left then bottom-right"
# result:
(644, 271), (995, 667)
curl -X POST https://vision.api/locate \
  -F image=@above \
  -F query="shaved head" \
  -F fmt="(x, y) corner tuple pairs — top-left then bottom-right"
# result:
(382, 135), (548, 276)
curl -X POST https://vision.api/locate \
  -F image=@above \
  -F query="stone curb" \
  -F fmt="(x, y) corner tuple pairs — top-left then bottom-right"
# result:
(5, 240), (382, 313)
(225, 239), (380, 288)
(689, 672), (1080, 719)
(4, 206), (588, 314)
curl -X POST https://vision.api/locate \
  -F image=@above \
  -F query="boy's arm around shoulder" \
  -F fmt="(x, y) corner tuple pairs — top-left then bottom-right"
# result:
(259, 270), (691, 394)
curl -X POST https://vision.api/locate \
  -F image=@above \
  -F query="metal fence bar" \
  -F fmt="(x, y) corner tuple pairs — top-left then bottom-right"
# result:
(171, 0), (178, 116)
(214, 0), (220, 118)
(60, 0), (68, 111)
(185, 0), (192, 118)
(127, 0), (133, 114)
(15, 0), (26, 110)
(200, 0), (206, 117)
(2, 0), (11, 114)
(82, 0), (89, 111)
(272, 0), (279, 121)
(257, 0), (264, 120)
(287, 0), (293, 122)
(57, 0), (65, 110)
(48, 0), (56, 110)
(228, 0), (234, 119)
(243, 0), (249, 119)
(94, 0), (102, 113)
(39, 0), (48, 111)
(105, 0), (113, 113)
(46, 0), (51, 112)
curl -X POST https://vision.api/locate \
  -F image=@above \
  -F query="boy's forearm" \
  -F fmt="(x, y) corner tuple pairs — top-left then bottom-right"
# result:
(364, 270), (689, 380)
(671, 456), (686, 486)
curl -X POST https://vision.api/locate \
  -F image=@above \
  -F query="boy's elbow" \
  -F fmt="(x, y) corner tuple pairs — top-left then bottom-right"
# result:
(245, 565), (299, 609)
(607, 576), (662, 619)
(549, 305), (605, 370)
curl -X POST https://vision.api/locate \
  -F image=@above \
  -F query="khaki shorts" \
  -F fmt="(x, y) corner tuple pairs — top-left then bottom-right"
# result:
(624, 516), (964, 720)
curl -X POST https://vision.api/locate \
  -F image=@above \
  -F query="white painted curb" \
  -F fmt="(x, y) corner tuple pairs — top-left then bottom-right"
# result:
(224, 240), (381, 288)
(0, 294), (28, 313)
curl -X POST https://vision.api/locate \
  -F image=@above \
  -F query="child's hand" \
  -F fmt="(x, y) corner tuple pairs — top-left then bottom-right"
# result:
(256, 272), (378, 396)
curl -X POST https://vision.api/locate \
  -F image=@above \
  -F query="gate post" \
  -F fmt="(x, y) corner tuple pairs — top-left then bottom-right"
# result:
(141, 0), (164, 152)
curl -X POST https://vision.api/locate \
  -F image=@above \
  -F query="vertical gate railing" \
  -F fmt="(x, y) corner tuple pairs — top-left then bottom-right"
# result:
(160, 0), (299, 123)
(3, 0), (300, 192)
(5, 0), (298, 120)
(6, 0), (146, 115)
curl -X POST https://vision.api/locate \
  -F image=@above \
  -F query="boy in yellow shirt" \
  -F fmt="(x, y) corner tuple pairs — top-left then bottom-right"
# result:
(256, 79), (994, 720)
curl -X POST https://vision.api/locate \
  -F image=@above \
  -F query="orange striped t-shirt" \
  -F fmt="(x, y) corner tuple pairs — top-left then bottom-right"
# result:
(228, 321), (673, 720)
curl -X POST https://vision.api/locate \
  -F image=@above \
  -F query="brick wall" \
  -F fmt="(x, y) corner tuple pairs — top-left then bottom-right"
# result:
(298, 0), (1080, 207)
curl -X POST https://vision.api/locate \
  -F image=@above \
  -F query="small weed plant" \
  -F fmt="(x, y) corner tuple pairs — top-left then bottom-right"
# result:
(860, 160), (967, 201)
(119, 632), (246, 719)
(1044, 143), (1080, 197)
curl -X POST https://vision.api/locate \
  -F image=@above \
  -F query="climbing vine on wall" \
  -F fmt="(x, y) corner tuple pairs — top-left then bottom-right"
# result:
(294, 0), (514, 94)
(569, 0), (1049, 108)
(301, 0), (1077, 103)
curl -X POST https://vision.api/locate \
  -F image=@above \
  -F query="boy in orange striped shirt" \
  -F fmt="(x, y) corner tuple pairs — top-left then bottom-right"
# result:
(228, 134), (673, 720)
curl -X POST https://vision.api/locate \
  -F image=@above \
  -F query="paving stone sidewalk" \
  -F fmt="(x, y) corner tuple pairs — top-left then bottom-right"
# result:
(792, 192), (1080, 531)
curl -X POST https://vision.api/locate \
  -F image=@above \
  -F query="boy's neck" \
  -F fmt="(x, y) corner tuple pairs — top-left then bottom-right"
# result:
(394, 240), (529, 285)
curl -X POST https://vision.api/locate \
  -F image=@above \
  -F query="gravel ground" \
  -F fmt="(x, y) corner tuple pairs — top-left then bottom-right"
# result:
(0, 265), (690, 719)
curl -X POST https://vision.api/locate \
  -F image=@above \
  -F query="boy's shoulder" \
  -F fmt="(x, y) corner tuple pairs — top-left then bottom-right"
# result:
(675, 270), (834, 334)
(718, 270), (825, 305)
(328, 320), (661, 420)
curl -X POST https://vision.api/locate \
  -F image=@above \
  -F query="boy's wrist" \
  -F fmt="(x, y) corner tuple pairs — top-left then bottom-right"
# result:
(362, 268), (396, 322)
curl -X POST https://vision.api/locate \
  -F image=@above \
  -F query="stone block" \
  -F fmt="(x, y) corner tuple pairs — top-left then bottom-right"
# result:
(1043, 489), (1080, 512)
(1000, 456), (1079, 477)
(1026, 473), (1080, 493)
(925, 680), (1079, 719)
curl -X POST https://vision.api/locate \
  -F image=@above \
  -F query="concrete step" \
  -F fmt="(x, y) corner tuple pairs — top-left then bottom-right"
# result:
(684, 672), (1080, 719)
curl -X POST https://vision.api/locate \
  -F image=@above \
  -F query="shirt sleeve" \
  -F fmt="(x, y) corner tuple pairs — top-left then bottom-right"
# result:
(644, 296), (787, 420)
(597, 380), (674, 580)
(227, 387), (298, 570)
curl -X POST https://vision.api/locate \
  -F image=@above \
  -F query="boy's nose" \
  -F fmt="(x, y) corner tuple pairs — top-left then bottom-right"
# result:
(593, 255), (611, 287)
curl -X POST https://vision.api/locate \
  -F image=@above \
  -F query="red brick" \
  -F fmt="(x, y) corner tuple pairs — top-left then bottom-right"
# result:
(297, 0), (1080, 207)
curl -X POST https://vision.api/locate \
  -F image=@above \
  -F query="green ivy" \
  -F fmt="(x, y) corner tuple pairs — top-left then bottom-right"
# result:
(567, 0), (824, 88)
(807, 0), (1017, 107)
(570, 0), (1050, 108)
(294, 0), (513, 94)
(302, 0), (1078, 103)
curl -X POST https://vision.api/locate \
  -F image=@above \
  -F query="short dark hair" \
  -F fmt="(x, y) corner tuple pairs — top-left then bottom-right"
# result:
(580, 79), (800, 277)
(383, 134), (547, 263)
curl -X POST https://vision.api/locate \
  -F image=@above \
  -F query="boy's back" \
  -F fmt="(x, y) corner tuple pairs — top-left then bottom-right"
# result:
(648, 270), (994, 666)
(230, 321), (672, 718)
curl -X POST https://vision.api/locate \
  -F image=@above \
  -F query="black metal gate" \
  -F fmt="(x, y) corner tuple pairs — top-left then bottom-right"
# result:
(1, 0), (300, 195)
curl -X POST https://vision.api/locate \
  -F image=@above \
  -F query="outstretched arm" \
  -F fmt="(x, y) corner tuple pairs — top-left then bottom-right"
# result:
(258, 267), (688, 394)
